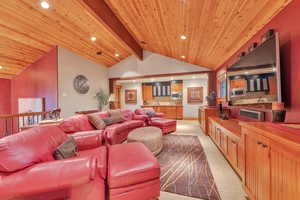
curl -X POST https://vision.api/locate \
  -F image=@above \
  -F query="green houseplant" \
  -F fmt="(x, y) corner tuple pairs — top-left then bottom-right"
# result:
(95, 89), (109, 111)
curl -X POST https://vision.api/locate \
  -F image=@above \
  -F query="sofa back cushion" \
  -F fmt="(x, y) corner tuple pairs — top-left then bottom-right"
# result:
(0, 126), (67, 172)
(87, 114), (106, 130)
(108, 109), (124, 122)
(59, 114), (95, 134)
(121, 109), (134, 121)
(135, 108), (155, 115)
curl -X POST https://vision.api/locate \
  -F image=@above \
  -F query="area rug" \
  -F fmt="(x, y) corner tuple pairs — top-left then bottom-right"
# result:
(157, 135), (221, 200)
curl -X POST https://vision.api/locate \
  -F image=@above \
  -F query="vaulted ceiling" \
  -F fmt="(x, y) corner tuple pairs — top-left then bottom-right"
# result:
(106, 0), (292, 69)
(0, 0), (293, 79)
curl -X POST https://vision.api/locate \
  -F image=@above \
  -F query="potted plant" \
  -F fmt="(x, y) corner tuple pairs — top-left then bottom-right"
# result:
(95, 89), (109, 111)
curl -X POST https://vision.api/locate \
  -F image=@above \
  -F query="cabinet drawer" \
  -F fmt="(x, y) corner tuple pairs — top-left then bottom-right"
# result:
(220, 132), (228, 154)
(228, 138), (238, 167)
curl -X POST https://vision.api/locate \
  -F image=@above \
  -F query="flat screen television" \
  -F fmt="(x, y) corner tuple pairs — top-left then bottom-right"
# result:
(227, 32), (282, 105)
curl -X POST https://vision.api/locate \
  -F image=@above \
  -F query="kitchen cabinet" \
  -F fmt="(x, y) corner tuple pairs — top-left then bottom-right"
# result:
(141, 105), (183, 119)
(142, 85), (153, 101)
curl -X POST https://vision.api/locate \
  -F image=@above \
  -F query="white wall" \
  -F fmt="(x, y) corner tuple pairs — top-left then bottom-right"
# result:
(58, 47), (109, 117)
(120, 82), (143, 110)
(183, 79), (208, 118)
(109, 51), (210, 78)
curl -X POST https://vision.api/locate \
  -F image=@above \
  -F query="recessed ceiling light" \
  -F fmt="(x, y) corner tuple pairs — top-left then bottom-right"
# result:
(115, 53), (120, 57)
(40, 1), (50, 9)
(180, 35), (187, 40)
(0, 66), (3, 69)
(91, 36), (97, 41)
(181, 55), (186, 59)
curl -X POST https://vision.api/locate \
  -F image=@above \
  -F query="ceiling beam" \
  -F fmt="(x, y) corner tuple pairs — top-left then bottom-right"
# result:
(79, 0), (143, 60)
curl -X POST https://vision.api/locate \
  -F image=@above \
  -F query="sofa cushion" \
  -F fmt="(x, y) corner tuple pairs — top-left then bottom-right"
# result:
(87, 114), (106, 130)
(53, 137), (78, 160)
(0, 126), (67, 172)
(105, 123), (128, 134)
(102, 117), (121, 126)
(78, 146), (107, 179)
(122, 120), (144, 129)
(92, 111), (110, 119)
(108, 142), (160, 188)
(121, 109), (134, 121)
(59, 115), (95, 134)
(72, 130), (104, 150)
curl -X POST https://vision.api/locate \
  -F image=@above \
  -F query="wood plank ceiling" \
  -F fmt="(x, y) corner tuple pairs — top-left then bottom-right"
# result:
(105, 0), (292, 69)
(0, 0), (141, 79)
(0, 0), (293, 78)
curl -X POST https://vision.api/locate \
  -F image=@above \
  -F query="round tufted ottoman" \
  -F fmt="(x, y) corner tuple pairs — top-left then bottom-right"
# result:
(127, 126), (163, 156)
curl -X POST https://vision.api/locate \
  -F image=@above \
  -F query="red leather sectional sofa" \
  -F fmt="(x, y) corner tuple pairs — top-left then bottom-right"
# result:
(59, 109), (148, 145)
(0, 125), (160, 200)
(135, 108), (177, 134)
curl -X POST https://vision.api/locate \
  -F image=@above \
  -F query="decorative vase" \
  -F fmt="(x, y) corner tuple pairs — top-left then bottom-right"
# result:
(206, 91), (216, 106)
(272, 102), (286, 122)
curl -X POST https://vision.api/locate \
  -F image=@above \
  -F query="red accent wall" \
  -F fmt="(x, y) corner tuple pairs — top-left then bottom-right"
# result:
(11, 47), (58, 114)
(0, 78), (11, 115)
(217, 0), (300, 122)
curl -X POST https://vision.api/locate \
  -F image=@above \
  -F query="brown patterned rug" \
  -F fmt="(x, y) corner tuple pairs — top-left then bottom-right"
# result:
(157, 135), (221, 200)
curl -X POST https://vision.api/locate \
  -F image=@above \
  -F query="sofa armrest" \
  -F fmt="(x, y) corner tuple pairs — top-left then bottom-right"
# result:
(0, 156), (98, 199)
(155, 112), (165, 118)
(133, 114), (149, 121)
(72, 131), (104, 150)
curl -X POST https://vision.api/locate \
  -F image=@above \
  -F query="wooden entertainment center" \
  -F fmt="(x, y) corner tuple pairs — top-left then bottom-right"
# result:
(201, 112), (300, 200)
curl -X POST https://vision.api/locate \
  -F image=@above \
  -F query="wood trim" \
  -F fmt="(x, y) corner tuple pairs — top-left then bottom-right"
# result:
(109, 71), (213, 81)
(80, 0), (143, 60)
(183, 117), (198, 120)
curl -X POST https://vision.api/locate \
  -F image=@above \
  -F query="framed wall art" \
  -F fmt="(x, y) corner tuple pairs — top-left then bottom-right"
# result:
(187, 87), (203, 103)
(125, 89), (137, 104)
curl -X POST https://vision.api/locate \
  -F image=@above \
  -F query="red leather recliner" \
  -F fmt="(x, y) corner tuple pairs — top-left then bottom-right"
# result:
(135, 108), (165, 121)
(0, 125), (106, 200)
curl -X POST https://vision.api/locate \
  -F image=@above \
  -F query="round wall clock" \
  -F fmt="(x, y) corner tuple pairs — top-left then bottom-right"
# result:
(73, 75), (90, 94)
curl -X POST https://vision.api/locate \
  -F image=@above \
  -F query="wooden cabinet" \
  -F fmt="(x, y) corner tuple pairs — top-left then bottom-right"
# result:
(244, 130), (271, 200)
(141, 105), (183, 119)
(220, 131), (228, 153)
(142, 85), (153, 101)
(208, 117), (244, 179)
(209, 119), (300, 200)
(171, 82), (182, 93)
(227, 138), (238, 168)
(198, 107), (218, 135)
(199, 106), (230, 135)
(241, 122), (300, 200)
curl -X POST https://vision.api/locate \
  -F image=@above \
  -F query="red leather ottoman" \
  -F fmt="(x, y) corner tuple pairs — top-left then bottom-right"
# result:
(149, 118), (177, 134)
(108, 143), (160, 200)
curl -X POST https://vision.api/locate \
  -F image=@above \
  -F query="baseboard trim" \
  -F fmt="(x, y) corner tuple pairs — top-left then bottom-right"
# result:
(182, 117), (198, 120)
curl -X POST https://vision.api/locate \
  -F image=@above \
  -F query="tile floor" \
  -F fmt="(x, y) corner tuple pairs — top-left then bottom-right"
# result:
(159, 120), (247, 200)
